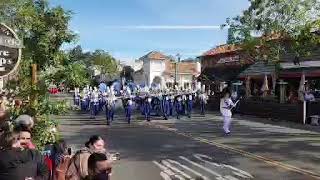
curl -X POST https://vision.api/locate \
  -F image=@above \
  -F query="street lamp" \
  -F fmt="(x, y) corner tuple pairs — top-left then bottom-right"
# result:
(175, 53), (181, 88)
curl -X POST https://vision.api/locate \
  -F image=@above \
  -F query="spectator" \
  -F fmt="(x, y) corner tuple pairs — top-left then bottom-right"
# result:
(14, 114), (34, 130)
(53, 139), (71, 180)
(288, 90), (299, 103)
(66, 135), (111, 180)
(304, 91), (316, 102)
(84, 153), (112, 180)
(16, 127), (36, 149)
(0, 131), (49, 180)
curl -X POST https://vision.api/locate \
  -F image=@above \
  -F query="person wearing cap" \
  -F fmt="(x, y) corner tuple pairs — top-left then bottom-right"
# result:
(187, 94), (193, 118)
(199, 92), (207, 115)
(169, 94), (174, 116)
(175, 95), (183, 119)
(90, 88), (99, 119)
(163, 95), (170, 120)
(106, 92), (115, 126)
(74, 87), (80, 107)
(144, 96), (152, 121)
(125, 98), (133, 124)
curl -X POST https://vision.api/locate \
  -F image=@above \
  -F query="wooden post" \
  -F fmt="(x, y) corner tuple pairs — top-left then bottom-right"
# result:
(32, 64), (37, 85)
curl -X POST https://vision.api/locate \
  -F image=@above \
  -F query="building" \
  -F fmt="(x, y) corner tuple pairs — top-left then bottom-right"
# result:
(133, 51), (201, 88)
(198, 44), (254, 92)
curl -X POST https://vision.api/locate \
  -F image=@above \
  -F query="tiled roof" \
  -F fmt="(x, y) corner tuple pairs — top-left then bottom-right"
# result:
(201, 44), (241, 57)
(139, 51), (168, 61)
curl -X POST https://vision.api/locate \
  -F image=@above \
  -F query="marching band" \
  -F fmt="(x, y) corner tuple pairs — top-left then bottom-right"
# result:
(73, 83), (209, 125)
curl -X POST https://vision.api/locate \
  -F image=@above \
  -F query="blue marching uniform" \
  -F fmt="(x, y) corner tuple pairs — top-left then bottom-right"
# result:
(169, 95), (174, 116)
(125, 99), (133, 124)
(106, 99), (115, 125)
(99, 94), (106, 112)
(163, 96), (170, 120)
(181, 95), (187, 115)
(200, 94), (206, 115)
(81, 95), (89, 111)
(187, 94), (193, 118)
(175, 97), (183, 119)
(144, 97), (152, 121)
(90, 94), (99, 118)
(74, 91), (80, 107)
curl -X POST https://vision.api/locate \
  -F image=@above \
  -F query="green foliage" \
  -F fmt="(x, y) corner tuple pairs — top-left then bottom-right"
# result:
(92, 49), (118, 76)
(1, 0), (76, 149)
(62, 63), (90, 88)
(32, 115), (59, 150)
(224, 0), (320, 62)
(0, 0), (76, 69)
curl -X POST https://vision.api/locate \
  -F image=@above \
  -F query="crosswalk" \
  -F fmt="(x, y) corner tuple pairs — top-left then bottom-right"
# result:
(153, 154), (253, 180)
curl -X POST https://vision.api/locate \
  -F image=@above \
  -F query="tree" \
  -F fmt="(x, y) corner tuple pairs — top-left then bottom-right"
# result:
(0, 0), (76, 69)
(92, 50), (118, 77)
(0, 0), (75, 149)
(68, 45), (92, 65)
(223, 0), (320, 62)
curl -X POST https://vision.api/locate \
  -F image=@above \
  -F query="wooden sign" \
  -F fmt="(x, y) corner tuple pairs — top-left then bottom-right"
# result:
(0, 23), (22, 77)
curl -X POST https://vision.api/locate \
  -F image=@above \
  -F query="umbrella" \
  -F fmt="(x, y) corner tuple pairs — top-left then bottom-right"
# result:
(261, 75), (269, 97)
(298, 73), (305, 101)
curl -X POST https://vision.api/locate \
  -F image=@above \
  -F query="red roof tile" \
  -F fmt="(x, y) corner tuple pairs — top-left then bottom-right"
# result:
(139, 51), (168, 61)
(202, 44), (241, 57)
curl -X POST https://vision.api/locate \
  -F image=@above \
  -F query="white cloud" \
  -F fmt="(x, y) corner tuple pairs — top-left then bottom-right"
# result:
(105, 25), (222, 30)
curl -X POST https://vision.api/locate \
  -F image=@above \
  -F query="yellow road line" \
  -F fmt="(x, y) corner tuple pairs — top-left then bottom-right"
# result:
(150, 123), (320, 180)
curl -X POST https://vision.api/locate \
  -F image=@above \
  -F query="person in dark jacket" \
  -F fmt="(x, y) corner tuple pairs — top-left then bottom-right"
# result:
(85, 153), (111, 180)
(0, 131), (49, 180)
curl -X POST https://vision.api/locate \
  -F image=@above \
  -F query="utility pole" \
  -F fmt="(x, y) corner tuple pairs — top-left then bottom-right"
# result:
(174, 53), (181, 88)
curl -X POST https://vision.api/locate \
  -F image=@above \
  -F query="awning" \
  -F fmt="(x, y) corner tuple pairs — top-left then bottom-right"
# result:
(279, 67), (320, 78)
(238, 61), (276, 79)
(198, 66), (248, 82)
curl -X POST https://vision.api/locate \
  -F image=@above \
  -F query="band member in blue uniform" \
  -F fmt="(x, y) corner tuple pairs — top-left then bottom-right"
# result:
(169, 94), (174, 116)
(163, 95), (170, 120)
(144, 96), (152, 121)
(80, 90), (87, 111)
(90, 88), (99, 118)
(187, 94), (193, 118)
(199, 92), (207, 115)
(106, 91), (116, 125)
(175, 95), (183, 119)
(181, 94), (187, 115)
(74, 87), (80, 106)
(125, 98), (133, 124)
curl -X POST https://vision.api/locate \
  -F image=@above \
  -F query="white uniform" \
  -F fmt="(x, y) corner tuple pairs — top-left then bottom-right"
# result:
(220, 98), (235, 134)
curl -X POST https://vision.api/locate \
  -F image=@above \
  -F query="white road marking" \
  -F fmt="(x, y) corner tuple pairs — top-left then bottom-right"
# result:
(224, 165), (253, 178)
(160, 171), (172, 180)
(194, 154), (253, 179)
(179, 156), (228, 180)
(153, 161), (175, 176)
(224, 175), (239, 180)
(168, 159), (210, 180)
(162, 160), (193, 179)
(194, 154), (222, 167)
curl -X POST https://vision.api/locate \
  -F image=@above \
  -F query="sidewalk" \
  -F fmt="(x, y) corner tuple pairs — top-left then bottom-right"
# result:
(150, 112), (320, 177)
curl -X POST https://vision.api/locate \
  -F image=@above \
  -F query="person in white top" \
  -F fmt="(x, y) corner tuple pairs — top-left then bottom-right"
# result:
(220, 89), (235, 135)
(304, 91), (315, 102)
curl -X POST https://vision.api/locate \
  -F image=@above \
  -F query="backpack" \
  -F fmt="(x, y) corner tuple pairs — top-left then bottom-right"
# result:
(65, 149), (91, 180)
(65, 151), (82, 180)
(54, 156), (71, 180)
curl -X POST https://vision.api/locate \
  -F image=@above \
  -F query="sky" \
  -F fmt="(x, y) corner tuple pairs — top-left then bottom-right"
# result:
(51, 0), (249, 64)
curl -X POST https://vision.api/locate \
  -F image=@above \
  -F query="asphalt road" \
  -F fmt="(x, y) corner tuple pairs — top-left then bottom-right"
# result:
(57, 99), (320, 180)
